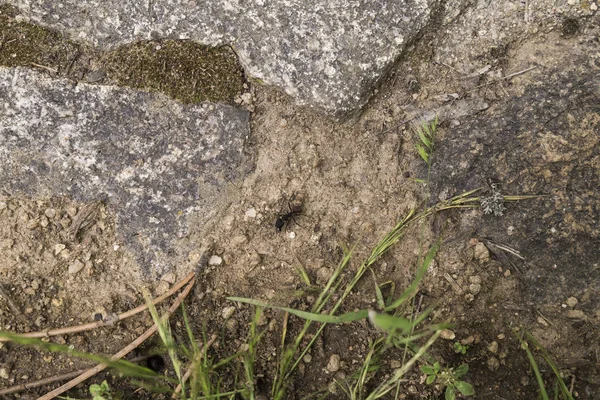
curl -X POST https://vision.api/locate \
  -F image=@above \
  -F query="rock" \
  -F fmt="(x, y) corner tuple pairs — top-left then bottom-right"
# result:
(488, 341), (499, 353)
(566, 309), (586, 319)
(469, 283), (482, 295)
(160, 273), (176, 284)
(316, 266), (333, 284)
(154, 281), (170, 296)
(327, 354), (341, 372)
(208, 255), (223, 266)
(0, 202), (6, 210)
(469, 275), (482, 285)
(303, 354), (312, 363)
(44, 208), (56, 218)
(230, 235), (247, 246)
(566, 297), (578, 307)
(68, 259), (85, 274)
(487, 356), (500, 371)
(440, 329), (456, 340)
(54, 244), (66, 255)
(474, 243), (490, 262)
(221, 306), (236, 320)
(245, 208), (257, 218)
(0, 67), (250, 273)
(5, 0), (432, 116)
(0, 366), (10, 380)
(429, 69), (600, 310)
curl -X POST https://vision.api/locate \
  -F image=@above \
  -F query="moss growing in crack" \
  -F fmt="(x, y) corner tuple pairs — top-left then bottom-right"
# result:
(100, 40), (246, 105)
(0, 5), (246, 105)
(0, 4), (81, 73)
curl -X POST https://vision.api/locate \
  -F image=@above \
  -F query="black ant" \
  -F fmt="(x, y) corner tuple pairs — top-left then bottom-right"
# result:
(275, 195), (304, 231)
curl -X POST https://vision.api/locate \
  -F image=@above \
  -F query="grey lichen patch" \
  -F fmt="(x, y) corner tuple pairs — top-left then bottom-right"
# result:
(100, 40), (245, 105)
(0, 5), (245, 106)
(0, 67), (251, 274)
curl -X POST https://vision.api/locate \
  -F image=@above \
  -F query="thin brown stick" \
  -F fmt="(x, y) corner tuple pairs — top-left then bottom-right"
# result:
(0, 355), (152, 396)
(465, 66), (538, 93)
(38, 276), (196, 400)
(0, 272), (195, 342)
(171, 334), (218, 398)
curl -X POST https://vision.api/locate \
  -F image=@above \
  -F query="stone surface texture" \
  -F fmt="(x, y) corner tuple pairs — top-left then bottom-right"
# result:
(6, 0), (432, 116)
(429, 67), (600, 306)
(0, 67), (250, 272)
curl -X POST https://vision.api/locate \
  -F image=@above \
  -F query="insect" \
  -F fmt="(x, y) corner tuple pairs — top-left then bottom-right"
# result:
(275, 195), (304, 231)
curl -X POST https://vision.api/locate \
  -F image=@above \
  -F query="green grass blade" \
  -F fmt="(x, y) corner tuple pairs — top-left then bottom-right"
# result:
(385, 242), (439, 312)
(227, 297), (369, 323)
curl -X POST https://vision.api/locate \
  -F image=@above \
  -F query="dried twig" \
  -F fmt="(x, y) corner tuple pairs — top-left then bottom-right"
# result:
(38, 276), (196, 400)
(0, 272), (195, 342)
(30, 62), (58, 74)
(0, 355), (152, 396)
(171, 334), (218, 398)
(465, 66), (538, 94)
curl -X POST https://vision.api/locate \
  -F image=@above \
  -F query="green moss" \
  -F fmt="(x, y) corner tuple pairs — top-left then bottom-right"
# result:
(101, 40), (245, 104)
(0, 4), (81, 73)
(0, 5), (246, 105)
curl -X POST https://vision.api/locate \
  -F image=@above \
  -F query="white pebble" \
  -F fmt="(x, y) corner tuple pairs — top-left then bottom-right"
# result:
(54, 243), (66, 255)
(245, 208), (257, 218)
(68, 259), (85, 275)
(208, 255), (223, 266)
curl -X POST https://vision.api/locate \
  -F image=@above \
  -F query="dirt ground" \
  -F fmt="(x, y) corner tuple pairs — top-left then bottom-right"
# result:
(0, 2), (599, 399)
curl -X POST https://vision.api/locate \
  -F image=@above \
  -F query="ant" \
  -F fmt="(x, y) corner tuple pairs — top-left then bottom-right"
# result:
(275, 194), (304, 231)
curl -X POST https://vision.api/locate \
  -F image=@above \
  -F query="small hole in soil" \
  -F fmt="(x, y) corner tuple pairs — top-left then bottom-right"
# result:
(562, 18), (580, 36)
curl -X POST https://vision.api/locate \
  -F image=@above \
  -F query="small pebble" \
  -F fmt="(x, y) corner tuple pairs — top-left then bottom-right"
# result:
(504, 269), (511, 277)
(230, 234), (247, 246)
(440, 329), (456, 340)
(566, 309), (585, 319)
(487, 356), (500, 371)
(537, 316), (549, 327)
(160, 273), (176, 284)
(461, 336), (475, 345)
(68, 259), (85, 275)
(469, 275), (482, 285)
(66, 206), (78, 217)
(154, 281), (170, 296)
(327, 354), (341, 372)
(316, 266), (333, 284)
(44, 208), (57, 218)
(288, 231), (296, 239)
(591, 2), (598, 11)
(497, 333), (505, 340)
(566, 297), (578, 307)
(245, 208), (257, 218)
(488, 341), (499, 353)
(54, 243), (66, 255)
(0, 367), (9, 380)
(208, 255), (223, 266)
(0, 202), (7, 210)
(221, 306), (236, 319)
(474, 242), (490, 262)
(303, 354), (312, 363)
(469, 283), (482, 295)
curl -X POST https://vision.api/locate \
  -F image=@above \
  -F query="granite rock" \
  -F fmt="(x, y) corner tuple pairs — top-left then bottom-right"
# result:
(0, 67), (250, 273)
(6, 0), (433, 116)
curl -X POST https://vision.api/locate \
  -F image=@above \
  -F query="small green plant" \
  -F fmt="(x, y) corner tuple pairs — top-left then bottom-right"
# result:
(89, 380), (112, 400)
(453, 342), (469, 355)
(421, 362), (474, 400)
(414, 116), (438, 184)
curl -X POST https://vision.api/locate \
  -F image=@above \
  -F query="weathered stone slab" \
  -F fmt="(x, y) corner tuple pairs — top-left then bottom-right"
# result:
(429, 68), (600, 306)
(5, 0), (432, 116)
(0, 67), (250, 272)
